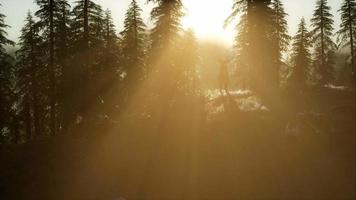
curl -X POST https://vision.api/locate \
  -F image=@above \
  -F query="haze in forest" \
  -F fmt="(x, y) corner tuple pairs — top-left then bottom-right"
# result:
(0, 0), (356, 200)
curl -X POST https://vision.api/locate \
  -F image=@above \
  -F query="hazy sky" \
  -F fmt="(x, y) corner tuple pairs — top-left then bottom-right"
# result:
(0, 0), (343, 45)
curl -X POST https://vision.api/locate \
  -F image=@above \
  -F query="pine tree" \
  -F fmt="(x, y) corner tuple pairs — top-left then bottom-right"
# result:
(226, 0), (274, 90)
(121, 0), (147, 85)
(147, 0), (185, 99)
(16, 12), (43, 139)
(102, 9), (118, 70)
(271, 0), (291, 85)
(0, 4), (15, 140)
(71, 0), (106, 113)
(289, 18), (312, 90)
(55, 0), (70, 70)
(71, 0), (105, 50)
(337, 0), (356, 83)
(148, 0), (184, 53)
(55, 0), (71, 134)
(35, 0), (61, 136)
(225, 0), (251, 88)
(310, 0), (336, 85)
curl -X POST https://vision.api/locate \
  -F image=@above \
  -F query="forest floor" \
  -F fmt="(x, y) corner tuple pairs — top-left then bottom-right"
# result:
(1, 88), (356, 200)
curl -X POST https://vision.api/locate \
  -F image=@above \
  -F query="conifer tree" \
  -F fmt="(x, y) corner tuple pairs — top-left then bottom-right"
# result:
(337, 0), (356, 83)
(225, 0), (274, 90)
(147, 0), (185, 101)
(289, 18), (312, 89)
(55, 0), (71, 133)
(225, 0), (251, 88)
(148, 0), (184, 54)
(71, 0), (105, 116)
(72, 0), (105, 50)
(56, 0), (70, 69)
(102, 9), (118, 70)
(16, 12), (43, 138)
(35, 0), (61, 136)
(121, 0), (147, 85)
(271, 0), (291, 85)
(0, 4), (15, 139)
(310, 0), (336, 85)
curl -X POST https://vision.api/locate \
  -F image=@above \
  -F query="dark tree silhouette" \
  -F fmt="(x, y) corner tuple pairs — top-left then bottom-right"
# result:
(289, 18), (312, 90)
(102, 9), (119, 70)
(0, 4), (15, 142)
(148, 0), (184, 53)
(271, 0), (291, 86)
(120, 0), (147, 93)
(226, 0), (274, 90)
(55, 0), (72, 134)
(71, 0), (105, 116)
(337, 0), (356, 84)
(35, 0), (60, 136)
(16, 12), (43, 139)
(147, 0), (185, 102)
(311, 0), (336, 85)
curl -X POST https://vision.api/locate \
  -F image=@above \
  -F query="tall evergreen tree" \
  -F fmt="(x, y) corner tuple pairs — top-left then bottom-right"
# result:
(55, 0), (70, 72)
(148, 0), (184, 53)
(35, 0), (61, 136)
(0, 4), (15, 141)
(71, 0), (106, 113)
(337, 0), (356, 83)
(121, 0), (147, 86)
(289, 18), (312, 89)
(55, 0), (71, 133)
(310, 0), (336, 85)
(102, 9), (118, 70)
(271, 0), (291, 85)
(226, 0), (274, 91)
(71, 0), (105, 51)
(225, 0), (251, 88)
(147, 0), (185, 101)
(16, 12), (43, 139)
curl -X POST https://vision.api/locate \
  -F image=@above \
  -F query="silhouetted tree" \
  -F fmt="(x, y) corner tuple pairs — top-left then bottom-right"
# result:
(55, 0), (72, 133)
(148, 0), (183, 53)
(71, 0), (105, 114)
(16, 12), (43, 139)
(271, 0), (291, 86)
(147, 0), (185, 107)
(102, 9), (119, 70)
(35, 0), (60, 136)
(226, 0), (274, 91)
(289, 18), (312, 90)
(71, 0), (105, 55)
(121, 0), (147, 92)
(0, 4), (15, 142)
(337, 0), (356, 84)
(311, 0), (336, 85)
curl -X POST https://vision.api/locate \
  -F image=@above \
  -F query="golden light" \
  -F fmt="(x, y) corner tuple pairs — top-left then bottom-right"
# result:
(182, 0), (235, 44)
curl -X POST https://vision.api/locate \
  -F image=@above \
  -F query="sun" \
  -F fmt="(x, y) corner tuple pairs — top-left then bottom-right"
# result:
(181, 0), (235, 45)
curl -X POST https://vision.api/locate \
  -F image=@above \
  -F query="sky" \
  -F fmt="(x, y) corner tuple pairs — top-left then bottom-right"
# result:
(0, 0), (343, 46)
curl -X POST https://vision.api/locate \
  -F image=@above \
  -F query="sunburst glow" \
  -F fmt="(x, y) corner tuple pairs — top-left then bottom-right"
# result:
(182, 0), (235, 44)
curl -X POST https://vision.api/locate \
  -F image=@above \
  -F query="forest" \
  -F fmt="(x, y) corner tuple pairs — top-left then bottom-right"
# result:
(0, 0), (356, 199)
